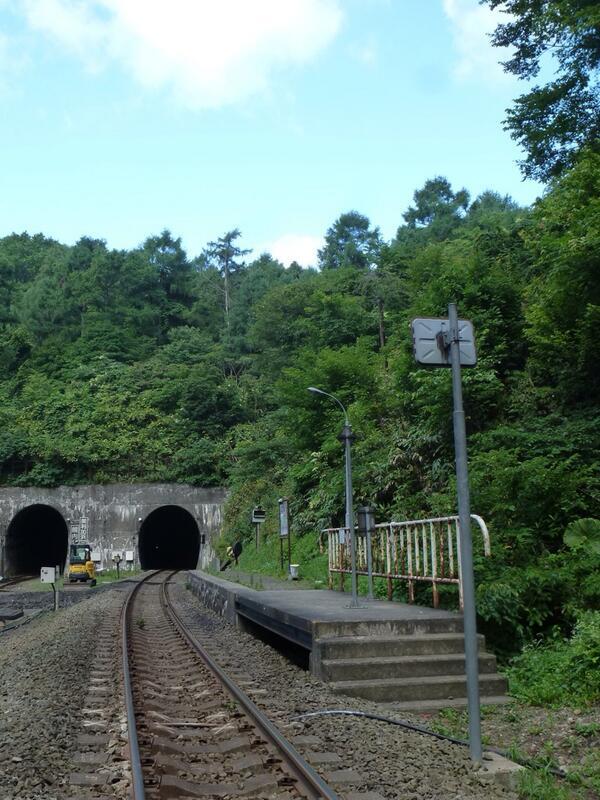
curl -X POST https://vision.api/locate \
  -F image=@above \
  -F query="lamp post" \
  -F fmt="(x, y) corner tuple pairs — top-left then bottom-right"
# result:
(307, 387), (360, 608)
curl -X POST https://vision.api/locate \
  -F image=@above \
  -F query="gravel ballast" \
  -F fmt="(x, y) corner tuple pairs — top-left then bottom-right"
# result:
(0, 573), (518, 799)
(0, 587), (127, 800)
(169, 576), (517, 800)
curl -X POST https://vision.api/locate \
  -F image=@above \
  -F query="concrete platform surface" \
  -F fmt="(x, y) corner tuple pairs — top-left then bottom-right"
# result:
(187, 570), (509, 709)
(200, 570), (461, 623)
(188, 570), (466, 650)
(246, 588), (460, 622)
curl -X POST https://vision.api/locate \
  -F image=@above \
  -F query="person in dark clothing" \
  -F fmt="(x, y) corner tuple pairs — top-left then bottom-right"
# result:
(220, 540), (243, 571)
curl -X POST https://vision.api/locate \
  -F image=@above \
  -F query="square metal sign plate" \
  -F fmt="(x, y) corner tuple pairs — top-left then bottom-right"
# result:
(40, 566), (56, 583)
(411, 317), (477, 367)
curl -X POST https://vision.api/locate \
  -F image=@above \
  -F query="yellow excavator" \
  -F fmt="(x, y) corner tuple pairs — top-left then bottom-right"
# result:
(66, 543), (97, 586)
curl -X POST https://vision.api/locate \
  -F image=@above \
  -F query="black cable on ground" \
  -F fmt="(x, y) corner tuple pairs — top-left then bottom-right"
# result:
(290, 709), (567, 779)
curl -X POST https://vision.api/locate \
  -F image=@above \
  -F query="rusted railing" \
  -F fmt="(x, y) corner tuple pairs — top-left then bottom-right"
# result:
(323, 515), (490, 608)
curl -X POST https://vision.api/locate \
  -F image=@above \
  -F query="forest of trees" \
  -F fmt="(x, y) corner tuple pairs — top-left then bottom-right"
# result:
(0, 154), (598, 654)
(0, 0), (597, 660)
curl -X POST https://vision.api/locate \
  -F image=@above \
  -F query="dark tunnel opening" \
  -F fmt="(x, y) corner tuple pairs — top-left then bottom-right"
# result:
(5, 504), (69, 576)
(139, 505), (200, 570)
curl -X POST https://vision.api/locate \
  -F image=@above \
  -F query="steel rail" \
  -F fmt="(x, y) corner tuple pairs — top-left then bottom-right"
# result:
(0, 574), (36, 591)
(121, 570), (159, 800)
(161, 574), (339, 800)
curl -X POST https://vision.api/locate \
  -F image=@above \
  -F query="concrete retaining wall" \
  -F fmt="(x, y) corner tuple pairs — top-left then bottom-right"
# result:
(187, 570), (253, 626)
(0, 483), (227, 574)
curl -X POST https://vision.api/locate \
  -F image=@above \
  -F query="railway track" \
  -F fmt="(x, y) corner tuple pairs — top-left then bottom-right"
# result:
(0, 574), (36, 591)
(122, 570), (338, 800)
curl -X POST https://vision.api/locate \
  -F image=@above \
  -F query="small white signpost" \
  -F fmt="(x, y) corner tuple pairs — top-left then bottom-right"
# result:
(41, 566), (59, 611)
(40, 566), (55, 584)
(278, 498), (292, 572)
(251, 507), (266, 549)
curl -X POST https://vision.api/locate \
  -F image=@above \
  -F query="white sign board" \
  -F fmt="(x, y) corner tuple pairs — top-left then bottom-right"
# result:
(411, 317), (477, 367)
(70, 517), (89, 544)
(40, 566), (56, 584)
(279, 499), (289, 538)
(125, 551), (134, 562)
(251, 507), (266, 523)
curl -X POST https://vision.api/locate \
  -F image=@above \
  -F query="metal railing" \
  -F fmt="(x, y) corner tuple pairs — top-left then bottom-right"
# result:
(323, 514), (490, 608)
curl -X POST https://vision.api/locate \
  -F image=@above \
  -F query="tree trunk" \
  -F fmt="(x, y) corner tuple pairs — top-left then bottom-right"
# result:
(378, 297), (386, 348)
(223, 255), (230, 328)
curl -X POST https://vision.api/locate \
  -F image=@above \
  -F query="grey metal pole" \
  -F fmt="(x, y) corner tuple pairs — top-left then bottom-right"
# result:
(308, 387), (362, 607)
(448, 302), (482, 765)
(367, 528), (373, 600)
(365, 526), (374, 600)
(341, 423), (359, 608)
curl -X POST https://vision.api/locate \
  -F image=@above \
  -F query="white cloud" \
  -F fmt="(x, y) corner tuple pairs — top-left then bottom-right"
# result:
(0, 28), (30, 94)
(263, 233), (323, 267)
(19, 0), (343, 107)
(352, 35), (377, 67)
(0, 31), (9, 70)
(442, 0), (511, 83)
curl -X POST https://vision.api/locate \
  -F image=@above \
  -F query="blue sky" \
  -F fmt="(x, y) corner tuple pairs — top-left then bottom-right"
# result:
(0, 0), (542, 266)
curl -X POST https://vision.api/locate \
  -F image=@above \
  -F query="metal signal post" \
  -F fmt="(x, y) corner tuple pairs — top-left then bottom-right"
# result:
(411, 303), (482, 764)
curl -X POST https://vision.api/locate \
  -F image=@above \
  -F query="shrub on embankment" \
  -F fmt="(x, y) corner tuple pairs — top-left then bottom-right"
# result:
(506, 611), (600, 707)
(216, 158), (600, 671)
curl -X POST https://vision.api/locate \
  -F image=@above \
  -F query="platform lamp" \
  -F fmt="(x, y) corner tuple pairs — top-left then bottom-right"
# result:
(307, 387), (361, 608)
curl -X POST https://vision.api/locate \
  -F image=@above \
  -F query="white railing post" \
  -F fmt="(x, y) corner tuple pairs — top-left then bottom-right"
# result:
(322, 513), (491, 606)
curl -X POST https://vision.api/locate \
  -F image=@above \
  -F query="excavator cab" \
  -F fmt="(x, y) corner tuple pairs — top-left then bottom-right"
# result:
(67, 543), (97, 585)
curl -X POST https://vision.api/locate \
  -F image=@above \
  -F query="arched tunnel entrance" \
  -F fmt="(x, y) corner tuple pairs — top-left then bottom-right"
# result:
(139, 505), (200, 569)
(5, 504), (69, 576)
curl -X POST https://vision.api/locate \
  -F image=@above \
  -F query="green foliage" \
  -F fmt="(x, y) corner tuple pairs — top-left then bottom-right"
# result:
(484, 0), (600, 181)
(1, 156), (599, 689)
(402, 175), (470, 237)
(229, 528), (329, 585)
(507, 612), (600, 707)
(318, 211), (382, 271)
(517, 769), (571, 800)
(564, 518), (600, 555)
(523, 153), (600, 401)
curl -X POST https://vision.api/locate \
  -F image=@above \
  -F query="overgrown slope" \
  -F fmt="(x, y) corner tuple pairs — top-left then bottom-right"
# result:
(0, 158), (599, 654)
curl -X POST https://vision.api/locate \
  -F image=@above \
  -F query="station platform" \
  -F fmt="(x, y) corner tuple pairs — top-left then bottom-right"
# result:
(187, 570), (509, 710)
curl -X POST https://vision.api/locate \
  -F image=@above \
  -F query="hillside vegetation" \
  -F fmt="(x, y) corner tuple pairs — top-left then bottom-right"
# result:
(0, 155), (599, 659)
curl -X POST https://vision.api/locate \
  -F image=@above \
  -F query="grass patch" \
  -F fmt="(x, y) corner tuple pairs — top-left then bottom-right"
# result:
(96, 568), (140, 584)
(233, 531), (394, 594)
(518, 769), (571, 800)
(234, 531), (329, 584)
(506, 611), (600, 708)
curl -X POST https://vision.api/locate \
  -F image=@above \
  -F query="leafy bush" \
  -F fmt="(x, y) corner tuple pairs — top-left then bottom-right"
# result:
(564, 518), (600, 555)
(507, 611), (600, 707)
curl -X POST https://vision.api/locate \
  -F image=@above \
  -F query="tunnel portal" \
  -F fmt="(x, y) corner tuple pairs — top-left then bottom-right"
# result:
(139, 505), (200, 569)
(5, 504), (69, 576)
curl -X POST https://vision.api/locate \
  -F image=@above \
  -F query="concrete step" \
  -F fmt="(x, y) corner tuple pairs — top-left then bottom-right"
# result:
(382, 695), (512, 713)
(329, 673), (508, 703)
(313, 616), (464, 640)
(321, 652), (498, 682)
(318, 633), (485, 660)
